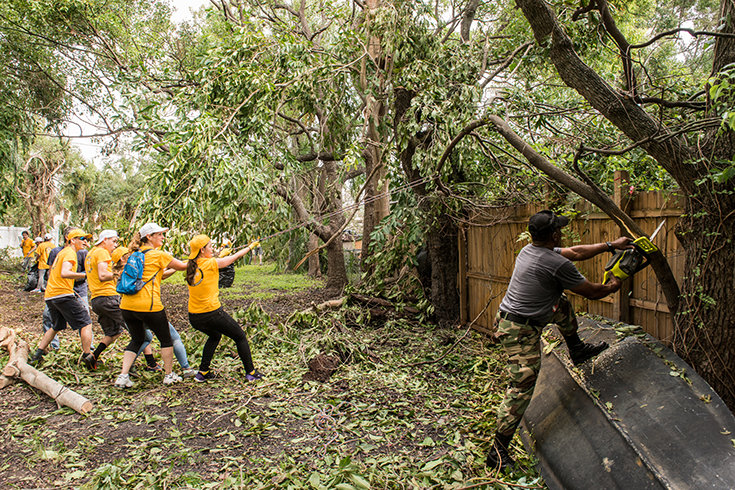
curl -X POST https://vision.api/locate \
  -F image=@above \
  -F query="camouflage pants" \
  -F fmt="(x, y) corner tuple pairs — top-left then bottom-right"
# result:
(494, 294), (578, 437)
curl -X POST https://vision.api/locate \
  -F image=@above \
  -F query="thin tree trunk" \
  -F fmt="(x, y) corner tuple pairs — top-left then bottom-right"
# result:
(308, 232), (321, 278)
(360, 0), (391, 270)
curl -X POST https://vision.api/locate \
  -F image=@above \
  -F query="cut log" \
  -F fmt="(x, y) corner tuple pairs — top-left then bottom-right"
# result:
(299, 297), (346, 315)
(0, 333), (93, 414)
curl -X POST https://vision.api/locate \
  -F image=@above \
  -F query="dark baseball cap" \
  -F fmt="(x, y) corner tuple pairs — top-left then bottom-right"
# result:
(529, 210), (569, 236)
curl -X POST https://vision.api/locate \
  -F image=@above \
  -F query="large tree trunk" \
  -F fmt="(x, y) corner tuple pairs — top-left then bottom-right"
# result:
(426, 210), (460, 325)
(324, 228), (348, 292)
(674, 211), (735, 407)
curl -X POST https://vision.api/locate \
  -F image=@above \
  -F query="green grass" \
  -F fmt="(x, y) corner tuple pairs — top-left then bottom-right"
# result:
(164, 262), (322, 294)
(232, 263), (322, 291)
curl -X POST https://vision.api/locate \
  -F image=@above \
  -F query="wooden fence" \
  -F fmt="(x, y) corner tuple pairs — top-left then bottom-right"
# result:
(458, 172), (684, 344)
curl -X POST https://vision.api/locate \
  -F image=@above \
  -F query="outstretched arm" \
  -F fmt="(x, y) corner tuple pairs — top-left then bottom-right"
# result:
(216, 241), (259, 269)
(560, 236), (632, 261)
(163, 258), (188, 278)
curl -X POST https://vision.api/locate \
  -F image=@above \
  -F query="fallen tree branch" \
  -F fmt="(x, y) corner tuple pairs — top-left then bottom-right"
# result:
(398, 292), (497, 368)
(0, 328), (93, 414)
(488, 114), (680, 314)
(298, 297), (346, 315)
(350, 294), (420, 314)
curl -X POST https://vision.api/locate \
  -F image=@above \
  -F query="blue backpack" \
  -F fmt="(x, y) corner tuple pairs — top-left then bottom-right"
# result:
(116, 249), (159, 295)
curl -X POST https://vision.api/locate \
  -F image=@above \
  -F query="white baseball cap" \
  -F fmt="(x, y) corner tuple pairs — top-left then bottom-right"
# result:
(139, 222), (169, 238)
(34, 236), (43, 243)
(44, 233), (53, 240)
(95, 229), (119, 245)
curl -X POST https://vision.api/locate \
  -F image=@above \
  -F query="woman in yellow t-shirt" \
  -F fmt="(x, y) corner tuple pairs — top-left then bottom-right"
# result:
(114, 223), (188, 389)
(186, 234), (262, 382)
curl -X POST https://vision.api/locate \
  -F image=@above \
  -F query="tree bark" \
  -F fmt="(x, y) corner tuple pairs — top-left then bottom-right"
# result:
(307, 232), (321, 278)
(515, 0), (735, 410)
(0, 329), (93, 414)
(359, 0), (391, 270)
(426, 210), (460, 325)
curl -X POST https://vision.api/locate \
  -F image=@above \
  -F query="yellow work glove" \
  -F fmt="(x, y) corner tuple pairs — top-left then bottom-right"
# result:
(248, 241), (261, 249)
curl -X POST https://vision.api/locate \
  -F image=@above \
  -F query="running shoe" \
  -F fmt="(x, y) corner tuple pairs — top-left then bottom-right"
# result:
(194, 371), (218, 383)
(114, 374), (134, 389)
(163, 372), (183, 385)
(82, 353), (97, 371)
(245, 370), (264, 382)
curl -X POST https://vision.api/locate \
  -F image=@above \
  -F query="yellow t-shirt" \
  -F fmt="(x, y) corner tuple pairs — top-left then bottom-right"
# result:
(187, 257), (221, 314)
(85, 247), (117, 299)
(37, 241), (53, 269)
(119, 246), (173, 312)
(44, 246), (77, 299)
(21, 238), (34, 257)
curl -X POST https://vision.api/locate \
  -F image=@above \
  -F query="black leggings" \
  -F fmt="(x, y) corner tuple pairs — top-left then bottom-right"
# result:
(189, 307), (254, 373)
(122, 309), (173, 352)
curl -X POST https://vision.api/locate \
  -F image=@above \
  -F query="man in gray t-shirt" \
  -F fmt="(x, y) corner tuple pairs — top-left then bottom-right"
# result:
(486, 210), (632, 471)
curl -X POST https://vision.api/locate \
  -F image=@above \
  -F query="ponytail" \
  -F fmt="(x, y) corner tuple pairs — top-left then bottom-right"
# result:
(185, 250), (202, 285)
(129, 232), (144, 252)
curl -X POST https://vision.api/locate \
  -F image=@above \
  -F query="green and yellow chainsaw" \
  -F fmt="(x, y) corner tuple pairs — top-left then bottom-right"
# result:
(603, 220), (665, 283)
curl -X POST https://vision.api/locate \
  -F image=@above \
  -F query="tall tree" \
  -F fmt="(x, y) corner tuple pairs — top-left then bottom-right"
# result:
(502, 0), (735, 408)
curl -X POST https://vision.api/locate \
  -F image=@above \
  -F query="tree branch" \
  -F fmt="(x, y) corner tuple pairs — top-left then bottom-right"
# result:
(488, 114), (680, 313)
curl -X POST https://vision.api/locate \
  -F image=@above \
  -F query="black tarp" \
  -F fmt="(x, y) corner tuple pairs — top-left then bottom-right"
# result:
(519, 318), (735, 489)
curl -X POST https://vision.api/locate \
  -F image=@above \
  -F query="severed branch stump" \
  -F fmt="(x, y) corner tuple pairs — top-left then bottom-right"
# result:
(0, 327), (93, 414)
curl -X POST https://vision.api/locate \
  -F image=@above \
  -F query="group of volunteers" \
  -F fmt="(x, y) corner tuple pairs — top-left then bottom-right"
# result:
(22, 223), (264, 388)
(21, 209), (637, 473)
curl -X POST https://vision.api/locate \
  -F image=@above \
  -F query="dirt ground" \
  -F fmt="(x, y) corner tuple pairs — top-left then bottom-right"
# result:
(0, 273), (344, 486)
(0, 271), (515, 488)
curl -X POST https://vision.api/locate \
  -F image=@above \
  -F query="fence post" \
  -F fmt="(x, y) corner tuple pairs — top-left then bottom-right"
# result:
(458, 224), (468, 324)
(613, 170), (631, 323)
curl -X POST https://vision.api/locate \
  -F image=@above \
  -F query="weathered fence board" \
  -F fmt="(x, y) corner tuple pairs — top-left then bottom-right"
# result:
(459, 178), (684, 344)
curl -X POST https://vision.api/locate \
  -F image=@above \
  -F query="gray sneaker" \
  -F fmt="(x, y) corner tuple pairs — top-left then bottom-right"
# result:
(182, 368), (197, 378)
(163, 372), (183, 385)
(114, 374), (134, 389)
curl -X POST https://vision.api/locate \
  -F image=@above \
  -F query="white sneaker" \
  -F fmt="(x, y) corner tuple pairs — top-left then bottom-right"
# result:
(163, 372), (183, 385)
(182, 368), (197, 378)
(114, 374), (134, 389)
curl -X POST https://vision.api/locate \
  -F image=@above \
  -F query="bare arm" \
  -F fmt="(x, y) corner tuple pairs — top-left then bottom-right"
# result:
(61, 261), (86, 280)
(97, 261), (114, 282)
(570, 276), (622, 300)
(560, 236), (633, 261)
(162, 258), (189, 279)
(215, 245), (254, 268)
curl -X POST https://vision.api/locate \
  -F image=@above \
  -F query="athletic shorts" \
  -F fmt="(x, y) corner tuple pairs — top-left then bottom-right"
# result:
(90, 295), (125, 337)
(46, 295), (92, 332)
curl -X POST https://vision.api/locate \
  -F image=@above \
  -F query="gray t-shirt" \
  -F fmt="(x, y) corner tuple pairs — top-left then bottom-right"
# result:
(499, 244), (586, 323)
